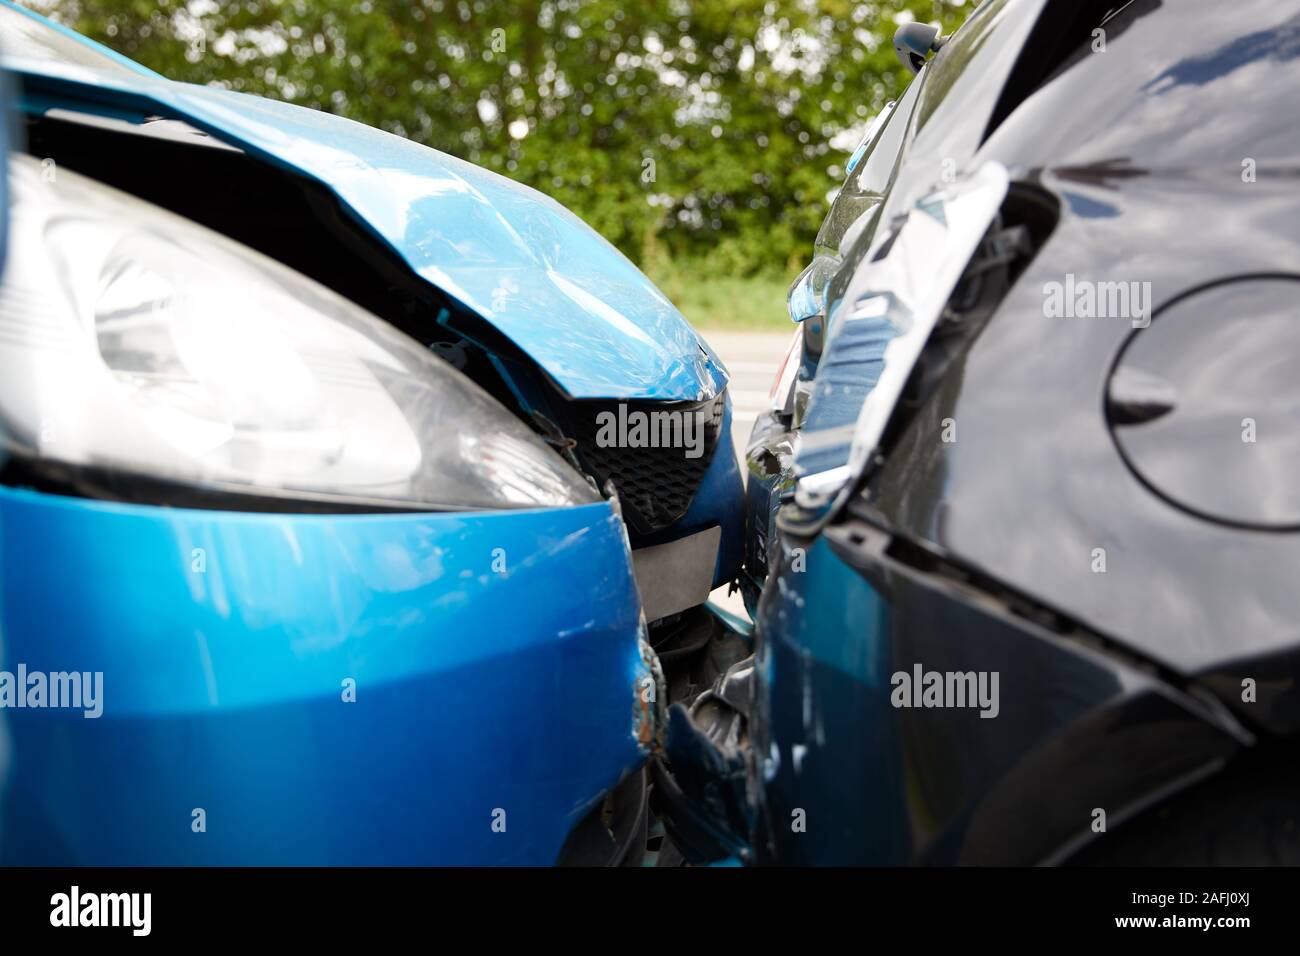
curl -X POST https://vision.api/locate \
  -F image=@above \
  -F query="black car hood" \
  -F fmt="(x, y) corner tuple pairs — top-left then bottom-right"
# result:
(865, 1), (1300, 694)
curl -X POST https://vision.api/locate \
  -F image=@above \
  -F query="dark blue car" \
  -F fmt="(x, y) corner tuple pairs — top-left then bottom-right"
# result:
(663, 0), (1300, 866)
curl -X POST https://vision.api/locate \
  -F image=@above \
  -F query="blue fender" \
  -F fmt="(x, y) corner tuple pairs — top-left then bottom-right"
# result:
(0, 486), (652, 865)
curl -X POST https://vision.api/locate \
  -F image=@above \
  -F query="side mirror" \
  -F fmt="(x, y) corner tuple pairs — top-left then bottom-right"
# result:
(894, 22), (946, 75)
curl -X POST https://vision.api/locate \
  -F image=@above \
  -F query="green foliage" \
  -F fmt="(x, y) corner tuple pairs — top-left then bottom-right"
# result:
(23, 0), (976, 276)
(648, 260), (790, 329)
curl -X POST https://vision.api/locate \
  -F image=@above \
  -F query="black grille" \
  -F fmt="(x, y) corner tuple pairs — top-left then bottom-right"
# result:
(567, 394), (725, 535)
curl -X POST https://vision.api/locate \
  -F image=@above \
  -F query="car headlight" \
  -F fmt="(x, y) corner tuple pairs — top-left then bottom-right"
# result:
(0, 154), (596, 511)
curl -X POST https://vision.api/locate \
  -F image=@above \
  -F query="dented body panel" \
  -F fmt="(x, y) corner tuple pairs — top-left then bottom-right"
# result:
(640, 0), (1300, 867)
(0, 485), (651, 865)
(1, 47), (725, 404)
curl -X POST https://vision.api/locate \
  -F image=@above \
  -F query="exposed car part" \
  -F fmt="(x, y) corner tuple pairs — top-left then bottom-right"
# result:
(649, 607), (751, 715)
(740, 410), (796, 609)
(780, 162), (1013, 526)
(654, 653), (758, 864)
(643, 606), (756, 863)
(866, 184), (1055, 469)
(739, 0), (1088, 610)
(742, 0), (1096, 602)
(743, 180), (1055, 614)
(651, 725), (752, 864)
(836, 163), (1012, 495)
(555, 763), (699, 867)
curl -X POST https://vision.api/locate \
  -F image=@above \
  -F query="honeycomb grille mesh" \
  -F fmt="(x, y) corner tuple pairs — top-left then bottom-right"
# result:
(569, 394), (725, 535)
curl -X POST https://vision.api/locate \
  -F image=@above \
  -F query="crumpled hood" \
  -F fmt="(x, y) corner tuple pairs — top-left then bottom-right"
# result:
(4, 51), (726, 402)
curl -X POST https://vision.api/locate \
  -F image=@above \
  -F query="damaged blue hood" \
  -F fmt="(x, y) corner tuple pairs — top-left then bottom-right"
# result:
(0, 9), (725, 402)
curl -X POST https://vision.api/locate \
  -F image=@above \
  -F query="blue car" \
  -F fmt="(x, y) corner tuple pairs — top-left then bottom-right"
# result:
(0, 2), (744, 865)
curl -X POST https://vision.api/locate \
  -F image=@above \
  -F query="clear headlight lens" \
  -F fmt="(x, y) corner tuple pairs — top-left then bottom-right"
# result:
(0, 154), (596, 510)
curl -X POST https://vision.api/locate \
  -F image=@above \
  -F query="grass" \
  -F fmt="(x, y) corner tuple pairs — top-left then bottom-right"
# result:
(647, 265), (792, 331)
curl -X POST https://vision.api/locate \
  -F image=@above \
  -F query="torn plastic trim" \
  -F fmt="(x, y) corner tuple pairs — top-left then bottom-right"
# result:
(783, 162), (1009, 526)
(825, 162), (1010, 505)
(633, 601), (758, 863)
(785, 167), (1065, 541)
(651, 639), (760, 862)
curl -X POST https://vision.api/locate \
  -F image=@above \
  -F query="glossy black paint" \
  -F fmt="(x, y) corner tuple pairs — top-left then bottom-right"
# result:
(1110, 277), (1300, 530)
(739, 0), (1049, 603)
(748, 0), (1300, 864)
(871, 0), (1300, 686)
(822, 0), (1051, 322)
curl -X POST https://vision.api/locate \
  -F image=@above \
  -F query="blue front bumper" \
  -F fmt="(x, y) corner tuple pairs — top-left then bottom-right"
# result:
(0, 485), (652, 865)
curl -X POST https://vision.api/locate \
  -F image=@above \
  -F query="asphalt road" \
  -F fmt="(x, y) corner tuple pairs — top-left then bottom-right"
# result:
(699, 328), (793, 618)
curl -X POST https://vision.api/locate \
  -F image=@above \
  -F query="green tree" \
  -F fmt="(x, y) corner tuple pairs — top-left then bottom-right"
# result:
(22, 0), (975, 276)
